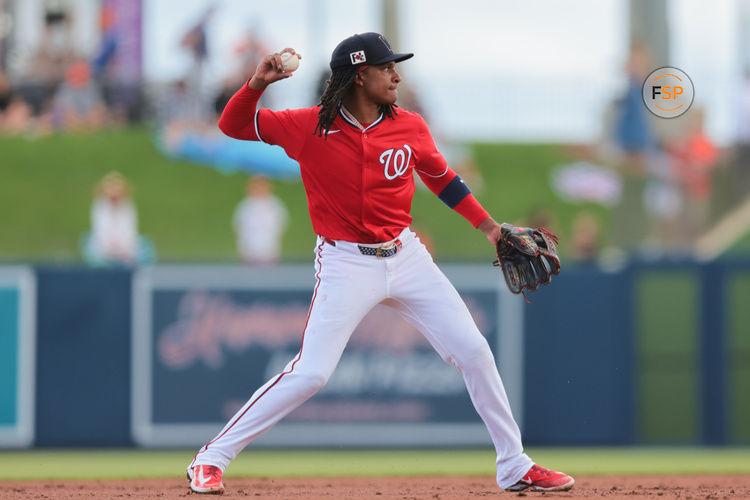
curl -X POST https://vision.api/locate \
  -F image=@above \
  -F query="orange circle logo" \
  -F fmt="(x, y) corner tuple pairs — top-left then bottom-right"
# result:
(642, 67), (694, 118)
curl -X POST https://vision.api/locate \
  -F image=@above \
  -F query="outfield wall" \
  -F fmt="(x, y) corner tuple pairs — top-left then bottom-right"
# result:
(0, 261), (748, 448)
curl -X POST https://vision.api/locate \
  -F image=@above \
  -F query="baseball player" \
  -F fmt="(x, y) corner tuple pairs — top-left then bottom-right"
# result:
(186, 32), (574, 494)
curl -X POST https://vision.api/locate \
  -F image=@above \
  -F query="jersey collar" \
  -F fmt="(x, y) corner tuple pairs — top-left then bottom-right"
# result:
(338, 107), (384, 132)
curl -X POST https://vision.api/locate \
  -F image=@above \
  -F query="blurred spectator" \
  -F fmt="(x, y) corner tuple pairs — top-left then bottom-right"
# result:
(52, 61), (108, 132)
(214, 74), (246, 118)
(641, 146), (683, 255)
(13, 7), (75, 118)
(181, 19), (208, 64)
(0, 71), (10, 112)
(25, 9), (76, 89)
(180, 5), (215, 92)
(570, 211), (602, 263)
(233, 176), (288, 266)
(159, 79), (212, 126)
(527, 205), (560, 236)
(733, 70), (750, 199)
(91, 4), (143, 124)
(0, 71), (35, 135)
(0, 95), (34, 135)
(224, 26), (272, 109)
(156, 7), (217, 134)
(670, 108), (719, 247)
(232, 25), (270, 83)
(92, 5), (119, 82)
(614, 43), (655, 170)
(82, 172), (155, 266)
(607, 43), (656, 252)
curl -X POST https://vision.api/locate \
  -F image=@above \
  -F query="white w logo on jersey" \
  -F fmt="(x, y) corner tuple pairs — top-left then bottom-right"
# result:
(380, 145), (413, 180)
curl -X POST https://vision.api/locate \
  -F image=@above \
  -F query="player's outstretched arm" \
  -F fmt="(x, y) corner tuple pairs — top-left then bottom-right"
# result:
(248, 48), (301, 90)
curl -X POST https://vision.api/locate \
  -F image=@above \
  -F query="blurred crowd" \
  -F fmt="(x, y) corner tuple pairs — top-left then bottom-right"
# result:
(549, 43), (750, 263)
(604, 44), (720, 257)
(82, 171), (288, 268)
(0, 8), (141, 136)
(0, 6), (291, 268)
(3, 6), (750, 266)
(0, 61), (115, 136)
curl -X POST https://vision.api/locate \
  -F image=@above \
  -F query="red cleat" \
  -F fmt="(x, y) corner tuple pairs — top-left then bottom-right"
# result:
(506, 464), (575, 492)
(187, 464), (225, 494)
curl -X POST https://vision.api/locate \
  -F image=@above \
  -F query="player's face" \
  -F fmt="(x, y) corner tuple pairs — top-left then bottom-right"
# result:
(360, 62), (401, 105)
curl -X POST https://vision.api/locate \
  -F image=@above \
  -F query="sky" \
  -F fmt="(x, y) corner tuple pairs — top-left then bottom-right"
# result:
(139, 0), (742, 143)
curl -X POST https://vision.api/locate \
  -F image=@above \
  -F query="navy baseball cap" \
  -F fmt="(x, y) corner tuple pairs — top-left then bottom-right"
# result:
(329, 32), (413, 70)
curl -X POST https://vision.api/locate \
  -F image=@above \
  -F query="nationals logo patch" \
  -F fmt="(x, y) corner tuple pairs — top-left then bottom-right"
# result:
(380, 145), (413, 180)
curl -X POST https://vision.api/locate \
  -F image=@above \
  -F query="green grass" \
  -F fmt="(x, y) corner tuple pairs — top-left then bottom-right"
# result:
(0, 448), (749, 480)
(0, 128), (312, 262)
(0, 129), (610, 262)
(727, 230), (750, 255)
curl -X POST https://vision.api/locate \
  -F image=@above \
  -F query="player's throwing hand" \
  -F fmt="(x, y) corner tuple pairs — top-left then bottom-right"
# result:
(249, 48), (301, 90)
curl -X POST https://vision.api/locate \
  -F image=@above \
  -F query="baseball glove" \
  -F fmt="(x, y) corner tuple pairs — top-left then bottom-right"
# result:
(493, 223), (561, 298)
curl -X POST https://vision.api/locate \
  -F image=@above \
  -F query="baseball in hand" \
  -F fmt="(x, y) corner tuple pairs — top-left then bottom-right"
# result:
(281, 52), (300, 72)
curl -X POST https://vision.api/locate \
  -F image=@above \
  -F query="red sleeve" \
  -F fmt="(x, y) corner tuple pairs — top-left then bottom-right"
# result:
(217, 84), (264, 140)
(217, 81), (314, 160)
(412, 114), (490, 228)
(452, 194), (490, 228)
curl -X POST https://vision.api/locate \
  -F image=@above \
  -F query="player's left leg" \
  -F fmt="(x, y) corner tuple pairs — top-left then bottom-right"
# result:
(385, 230), (533, 489)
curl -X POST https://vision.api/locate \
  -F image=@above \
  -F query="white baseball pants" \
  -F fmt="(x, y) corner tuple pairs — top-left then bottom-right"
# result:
(190, 228), (532, 488)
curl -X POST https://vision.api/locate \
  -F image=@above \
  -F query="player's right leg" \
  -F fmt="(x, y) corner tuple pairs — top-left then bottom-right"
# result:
(187, 238), (385, 492)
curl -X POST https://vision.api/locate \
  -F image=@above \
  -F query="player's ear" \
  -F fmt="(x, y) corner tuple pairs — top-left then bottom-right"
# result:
(354, 70), (365, 87)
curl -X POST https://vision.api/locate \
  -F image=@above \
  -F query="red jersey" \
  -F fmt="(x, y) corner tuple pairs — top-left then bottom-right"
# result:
(219, 84), (489, 243)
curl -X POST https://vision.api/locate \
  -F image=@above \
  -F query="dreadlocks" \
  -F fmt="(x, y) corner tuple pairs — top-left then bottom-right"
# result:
(314, 67), (398, 138)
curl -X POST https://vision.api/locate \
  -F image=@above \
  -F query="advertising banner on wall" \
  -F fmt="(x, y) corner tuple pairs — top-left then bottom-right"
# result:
(0, 267), (36, 447)
(132, 265), (522, 447)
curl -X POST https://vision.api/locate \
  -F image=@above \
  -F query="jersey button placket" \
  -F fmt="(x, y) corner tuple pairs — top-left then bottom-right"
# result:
(360, 131), (368, 231)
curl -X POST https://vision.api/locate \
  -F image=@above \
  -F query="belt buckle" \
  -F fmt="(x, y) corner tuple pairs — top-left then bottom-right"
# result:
(376, 242), (396, 258)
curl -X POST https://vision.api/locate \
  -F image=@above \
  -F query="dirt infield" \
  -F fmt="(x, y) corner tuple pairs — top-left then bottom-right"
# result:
(1, 475), (749, 499)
